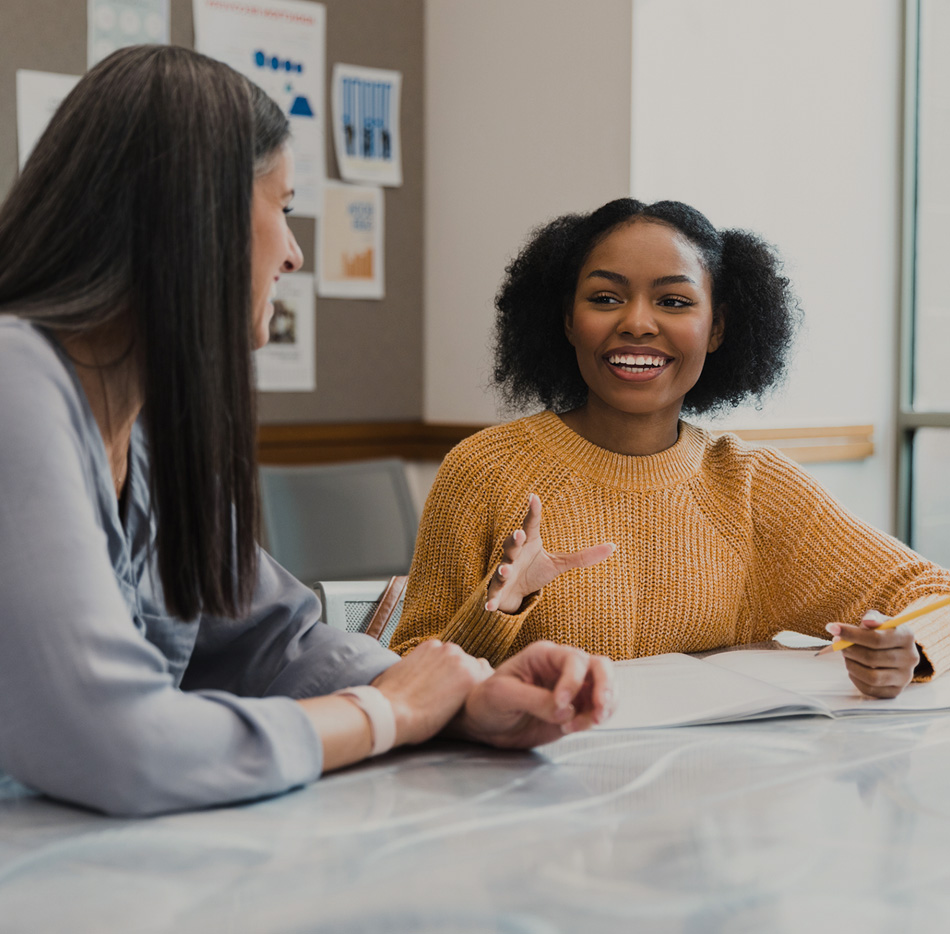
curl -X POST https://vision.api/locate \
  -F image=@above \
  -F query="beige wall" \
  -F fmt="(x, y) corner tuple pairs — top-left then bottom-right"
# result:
(423, 0), (633, 423)
(630, 0), (903, 531)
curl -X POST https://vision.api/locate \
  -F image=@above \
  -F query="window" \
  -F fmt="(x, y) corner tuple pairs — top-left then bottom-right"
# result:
(899, 0), (950, 564)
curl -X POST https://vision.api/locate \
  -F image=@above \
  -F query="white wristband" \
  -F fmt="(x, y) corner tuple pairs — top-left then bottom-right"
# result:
(332, 685), (397, 757)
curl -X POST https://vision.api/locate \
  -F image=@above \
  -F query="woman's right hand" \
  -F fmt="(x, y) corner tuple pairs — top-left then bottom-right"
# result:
(371, 639), (492, 746)
(485, 494), (616, 614)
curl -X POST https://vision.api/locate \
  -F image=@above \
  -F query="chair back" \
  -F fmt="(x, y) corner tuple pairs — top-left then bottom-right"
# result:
(315, 576), (408, 648)
(260, 458), (418, 583)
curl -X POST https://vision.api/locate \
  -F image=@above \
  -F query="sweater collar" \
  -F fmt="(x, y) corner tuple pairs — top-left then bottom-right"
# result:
(525, 410), (708, 490)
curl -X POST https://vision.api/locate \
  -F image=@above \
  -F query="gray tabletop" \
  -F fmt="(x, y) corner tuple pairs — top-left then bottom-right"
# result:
(3, 708), (950, 933)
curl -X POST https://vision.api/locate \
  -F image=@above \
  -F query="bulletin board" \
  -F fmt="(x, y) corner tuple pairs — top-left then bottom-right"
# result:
(0, 0), (424, 424)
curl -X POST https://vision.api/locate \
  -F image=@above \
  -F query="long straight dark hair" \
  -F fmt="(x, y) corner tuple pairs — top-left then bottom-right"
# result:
(0, 45), (290, 619)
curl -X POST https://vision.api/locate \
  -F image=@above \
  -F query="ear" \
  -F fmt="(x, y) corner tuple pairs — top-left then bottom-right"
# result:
(564, 313), (576, 347)
(707, 305), (726, 353)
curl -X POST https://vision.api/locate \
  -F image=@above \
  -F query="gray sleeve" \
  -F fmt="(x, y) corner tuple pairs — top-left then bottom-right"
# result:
(0, 328), (327, 816)
(181, 548), (399, 699)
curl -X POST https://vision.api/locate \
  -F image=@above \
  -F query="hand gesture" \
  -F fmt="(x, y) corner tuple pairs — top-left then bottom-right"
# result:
(485, 494), (615, 613)
(451, 641), (616, 749)
(826, 610), (919, 698)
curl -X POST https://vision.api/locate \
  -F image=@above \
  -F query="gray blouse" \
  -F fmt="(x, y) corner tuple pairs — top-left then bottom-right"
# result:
(0, 317), (397, 816)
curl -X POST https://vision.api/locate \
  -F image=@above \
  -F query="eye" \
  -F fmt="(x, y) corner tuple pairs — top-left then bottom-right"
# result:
(658, 295), (695, 309)
(589, 292), (621, 306)
(282, 206), (294, 216)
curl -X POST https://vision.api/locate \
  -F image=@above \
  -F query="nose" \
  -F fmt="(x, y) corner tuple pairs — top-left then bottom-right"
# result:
(617, 295), (658, 338)
(283, 228), (304, 273)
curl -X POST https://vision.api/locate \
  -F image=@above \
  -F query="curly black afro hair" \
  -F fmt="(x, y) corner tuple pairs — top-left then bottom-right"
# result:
(492, 198), (801, 416)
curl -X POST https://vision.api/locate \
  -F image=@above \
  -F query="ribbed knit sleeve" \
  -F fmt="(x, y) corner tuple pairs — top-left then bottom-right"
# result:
(742, 443), (950, 678)
(389, 429), (540, 665)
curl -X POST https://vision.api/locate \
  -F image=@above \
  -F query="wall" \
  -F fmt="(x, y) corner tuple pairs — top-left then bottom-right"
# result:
(423, 0), (903, 532)
(423, 0), (634, 424)
(0, 0), (425, 424)
(629, 0), (903, 531)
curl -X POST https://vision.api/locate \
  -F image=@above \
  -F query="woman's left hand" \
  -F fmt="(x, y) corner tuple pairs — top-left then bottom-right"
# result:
(448, 641), (616, 749)
(827, 610), (919, 698)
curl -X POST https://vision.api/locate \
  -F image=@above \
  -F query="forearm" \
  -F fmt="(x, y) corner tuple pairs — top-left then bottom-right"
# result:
(296, 695), (375, 771)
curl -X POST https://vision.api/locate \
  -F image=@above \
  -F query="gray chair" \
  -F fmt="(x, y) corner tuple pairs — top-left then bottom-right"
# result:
(314, 576), (408, 648)
(259, 459), (418, 584)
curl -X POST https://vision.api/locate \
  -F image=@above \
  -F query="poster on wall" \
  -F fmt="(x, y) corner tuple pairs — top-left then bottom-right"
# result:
(88, 0), (169, 68)
(331, 64), (402, 187)
(16, 71), (80, 169)
(317, 181), (384, 300)
(255, 271), (316, 392)
(194, 0), (326, 217)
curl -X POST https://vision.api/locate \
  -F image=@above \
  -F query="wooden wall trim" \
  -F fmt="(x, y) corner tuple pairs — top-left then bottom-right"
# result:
(258, 421), (875, 466)
(257, 421), (483, 464)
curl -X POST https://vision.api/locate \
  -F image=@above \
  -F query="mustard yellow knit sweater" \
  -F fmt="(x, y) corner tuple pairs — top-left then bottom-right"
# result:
(390, 412), (950, 676)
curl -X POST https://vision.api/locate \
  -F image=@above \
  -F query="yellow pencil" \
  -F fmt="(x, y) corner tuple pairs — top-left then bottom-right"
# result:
(815, 594), (950, 656)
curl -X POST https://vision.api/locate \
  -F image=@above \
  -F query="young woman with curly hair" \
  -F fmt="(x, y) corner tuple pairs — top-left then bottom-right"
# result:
(391, 198), (950, 699)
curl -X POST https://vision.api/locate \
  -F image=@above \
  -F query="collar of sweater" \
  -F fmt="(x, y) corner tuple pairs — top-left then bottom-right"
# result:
(526, 411), (710, 490)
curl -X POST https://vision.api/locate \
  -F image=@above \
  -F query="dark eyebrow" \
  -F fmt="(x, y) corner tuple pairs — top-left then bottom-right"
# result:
(652, 274), (697, 287)
(585, 269), (628, 285)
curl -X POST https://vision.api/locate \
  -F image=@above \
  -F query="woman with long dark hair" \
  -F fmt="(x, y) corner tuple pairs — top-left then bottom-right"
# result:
(0, 45), (614, 816)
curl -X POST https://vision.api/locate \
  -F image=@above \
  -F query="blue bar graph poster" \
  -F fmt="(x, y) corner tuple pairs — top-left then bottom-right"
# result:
(331, 63), (402, 188)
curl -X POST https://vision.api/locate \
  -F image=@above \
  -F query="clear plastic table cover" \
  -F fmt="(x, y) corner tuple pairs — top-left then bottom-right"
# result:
(4, 712), (950, 933)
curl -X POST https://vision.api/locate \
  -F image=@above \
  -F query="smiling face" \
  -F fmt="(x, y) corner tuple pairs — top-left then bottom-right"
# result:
(250, 144), (304, 350)
(563, 219), (723, 451)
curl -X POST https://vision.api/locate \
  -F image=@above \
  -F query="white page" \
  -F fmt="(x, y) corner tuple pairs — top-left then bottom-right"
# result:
(597, 654), (822, 730)
(255, 272), (315, 392)
(706, 649), (950, 715)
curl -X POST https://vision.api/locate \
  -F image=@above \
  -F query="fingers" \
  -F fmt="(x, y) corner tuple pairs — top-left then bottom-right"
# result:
(844, 655), (914, 698)
(522, 493), (542, 540)
(825, 617), (919, 699)
(827, 619), (916, 652)
(551, 541), (616, 574)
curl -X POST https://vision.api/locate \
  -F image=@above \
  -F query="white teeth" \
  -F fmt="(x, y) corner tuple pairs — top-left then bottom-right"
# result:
(607, 353), (667, 368)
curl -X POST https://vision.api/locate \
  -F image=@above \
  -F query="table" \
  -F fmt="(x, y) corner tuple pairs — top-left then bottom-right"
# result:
(4, 709), (950, 933)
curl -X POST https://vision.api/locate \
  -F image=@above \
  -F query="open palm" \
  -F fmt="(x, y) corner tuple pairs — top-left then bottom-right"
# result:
(485, 494), (615, 614)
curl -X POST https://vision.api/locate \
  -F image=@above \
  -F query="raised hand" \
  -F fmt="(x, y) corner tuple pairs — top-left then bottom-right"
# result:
(450, 640), (616, 749)
(485, 494), (616, 613)
(826, 610), (920, 698)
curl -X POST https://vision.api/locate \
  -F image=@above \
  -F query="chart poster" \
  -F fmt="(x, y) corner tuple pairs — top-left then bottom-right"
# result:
(331, 63), (402, 187)
(255, 271), (316, 391)
(16, 71), (81, 170)
(88, 0), (169, 68)
(317, 182), (384, 300)
(194, 0), (326, 217)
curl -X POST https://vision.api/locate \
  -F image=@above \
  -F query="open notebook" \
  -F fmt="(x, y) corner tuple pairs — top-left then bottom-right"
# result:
(599, 648), (950, 729)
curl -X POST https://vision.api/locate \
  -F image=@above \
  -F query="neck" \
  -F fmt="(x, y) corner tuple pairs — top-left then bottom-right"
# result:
(59, 330), (144, 496)
(559, 399), (682, 456)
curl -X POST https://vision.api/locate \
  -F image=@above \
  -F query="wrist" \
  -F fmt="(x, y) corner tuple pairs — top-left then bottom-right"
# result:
(332, 685), (397, 756)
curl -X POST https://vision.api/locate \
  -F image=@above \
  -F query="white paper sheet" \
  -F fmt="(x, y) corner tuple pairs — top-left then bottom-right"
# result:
(88, 0), (169, 68)
(15, 71), (81, 170)
(331, 63), (402, 187)
(317, 181), (384, 299)
(194, 0), (326, 217)
(255, 271), (316, 392)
